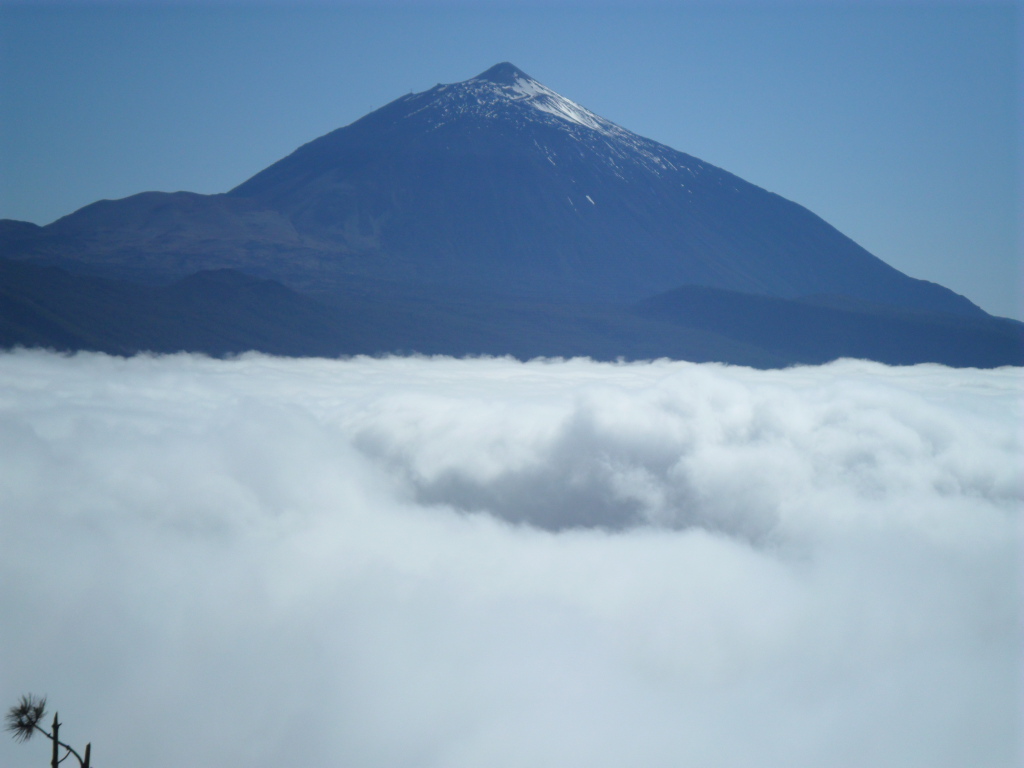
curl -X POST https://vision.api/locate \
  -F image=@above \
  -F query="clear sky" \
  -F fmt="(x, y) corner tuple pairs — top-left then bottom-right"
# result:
(1, 0), (1020, 319)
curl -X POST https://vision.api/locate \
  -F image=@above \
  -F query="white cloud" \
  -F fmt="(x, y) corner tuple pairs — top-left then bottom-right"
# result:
(0, 351), (1020, 768)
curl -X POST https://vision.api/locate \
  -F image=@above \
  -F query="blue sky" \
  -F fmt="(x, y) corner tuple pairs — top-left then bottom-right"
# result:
(0, 0), (1020, 319)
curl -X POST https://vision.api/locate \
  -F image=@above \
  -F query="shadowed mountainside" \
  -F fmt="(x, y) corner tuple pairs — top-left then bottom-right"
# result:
(4, 258), (1019, 367)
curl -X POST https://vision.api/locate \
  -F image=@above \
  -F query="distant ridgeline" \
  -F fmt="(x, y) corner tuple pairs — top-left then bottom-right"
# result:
(2, 63), (1020, 367)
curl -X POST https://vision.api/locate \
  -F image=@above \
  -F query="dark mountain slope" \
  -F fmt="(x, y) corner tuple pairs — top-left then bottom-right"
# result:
(634, 285), (1024, 367)
(0, 257), (784, 364)
(0, 192), (323, 286)
(0, 258), (350, 357)
(4, 257), (1019, 368)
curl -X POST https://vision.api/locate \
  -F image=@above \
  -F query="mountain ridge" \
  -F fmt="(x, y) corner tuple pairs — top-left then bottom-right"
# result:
(6, 256), (1018, 367)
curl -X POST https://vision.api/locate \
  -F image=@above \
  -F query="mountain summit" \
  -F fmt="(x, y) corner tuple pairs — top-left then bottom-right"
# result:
(475, 61), (530, 84)
(415, 61), (629, 137)
(4, 62), (1019, 366)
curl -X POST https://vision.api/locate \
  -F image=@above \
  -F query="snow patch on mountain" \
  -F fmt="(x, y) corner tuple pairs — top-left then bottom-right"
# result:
(505, 74), (617, 135)
(400, 66), (707, 183)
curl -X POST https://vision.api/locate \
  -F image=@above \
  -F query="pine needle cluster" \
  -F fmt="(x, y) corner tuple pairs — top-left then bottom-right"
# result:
(5, 694), (46, 743)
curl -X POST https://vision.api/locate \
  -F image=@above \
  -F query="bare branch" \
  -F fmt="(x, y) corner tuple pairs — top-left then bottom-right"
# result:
(8, 695), (91, 768)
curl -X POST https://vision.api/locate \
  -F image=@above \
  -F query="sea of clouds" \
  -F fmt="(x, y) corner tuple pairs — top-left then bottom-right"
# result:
(0, 350), (1020, 768)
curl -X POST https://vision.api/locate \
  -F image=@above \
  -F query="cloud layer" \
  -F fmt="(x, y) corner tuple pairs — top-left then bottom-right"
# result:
(0, 351), (1020, 767)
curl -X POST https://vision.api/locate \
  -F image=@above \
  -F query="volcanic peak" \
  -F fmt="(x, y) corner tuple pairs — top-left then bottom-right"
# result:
(472, 61), (532, 85)
(414, 62), (627, 142)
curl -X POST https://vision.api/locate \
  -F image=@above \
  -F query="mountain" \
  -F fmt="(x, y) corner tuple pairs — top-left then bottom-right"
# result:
(2, 62), (1020, 366)
(0, 258), (355, 357)
(634, 285), (1023, 368)
(11, 256), (1018, 368)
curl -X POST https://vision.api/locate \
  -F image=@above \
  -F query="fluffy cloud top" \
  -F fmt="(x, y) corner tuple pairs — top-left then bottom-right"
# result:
(0, 351), (1020, 768)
